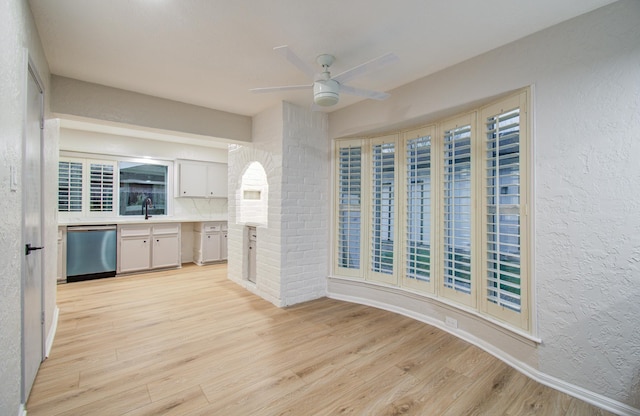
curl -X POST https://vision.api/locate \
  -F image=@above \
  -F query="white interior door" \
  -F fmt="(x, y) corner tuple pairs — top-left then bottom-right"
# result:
(22, 60), (45, 402)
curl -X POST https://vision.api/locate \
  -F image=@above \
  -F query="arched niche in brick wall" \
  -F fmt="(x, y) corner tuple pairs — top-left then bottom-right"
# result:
(236, 161), (268, 226)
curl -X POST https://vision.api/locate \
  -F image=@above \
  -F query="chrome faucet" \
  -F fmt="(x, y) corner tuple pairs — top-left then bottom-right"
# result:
(143, 197), (153, 220)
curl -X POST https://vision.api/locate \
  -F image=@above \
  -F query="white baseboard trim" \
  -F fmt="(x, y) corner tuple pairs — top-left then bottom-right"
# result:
(328, 290), (640, 416)
(45, 306), (59, 358)
(19, 402), (27, 416)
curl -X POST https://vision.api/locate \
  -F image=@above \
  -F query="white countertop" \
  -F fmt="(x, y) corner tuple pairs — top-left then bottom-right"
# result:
(59, 216), (228, 226)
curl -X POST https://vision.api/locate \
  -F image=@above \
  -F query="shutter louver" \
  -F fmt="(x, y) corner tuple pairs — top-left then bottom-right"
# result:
(406, 135), (432, 283)
(337, 145), (362, 269)
(485, 108), (521, 312)
(58, 161), (83, 212)
(443, 124), (472, 295)
(89, 163), (114, 212)
(371, 142), (395, 275)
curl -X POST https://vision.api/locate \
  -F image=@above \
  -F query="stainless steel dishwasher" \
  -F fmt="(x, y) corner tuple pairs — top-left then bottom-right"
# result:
(66, 225), (117, 282)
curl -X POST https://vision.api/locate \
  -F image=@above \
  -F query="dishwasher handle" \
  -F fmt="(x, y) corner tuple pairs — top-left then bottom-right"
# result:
(67, 225), (117, 232)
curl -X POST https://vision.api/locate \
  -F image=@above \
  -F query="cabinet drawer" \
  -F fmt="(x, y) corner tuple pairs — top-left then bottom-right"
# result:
(203, 224), (221, 232)
(119, 225), (151, 237)
(153, 223), (180, 235)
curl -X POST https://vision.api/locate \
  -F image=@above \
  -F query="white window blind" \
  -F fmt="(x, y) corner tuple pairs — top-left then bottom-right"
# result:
(89, 162), (114, 212)
(405, 135), (432, 284)
(332, 89), (531, 332)
(371, 141), (395, 276)
(485, 108), (522, 311)
(443, 123), (473, 298)
(58, 161), (83, 212)
(337, 144), (362, 270)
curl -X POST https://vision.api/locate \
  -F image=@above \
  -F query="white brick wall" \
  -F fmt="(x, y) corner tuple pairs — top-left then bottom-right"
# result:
(227, 102), (329, 307)
(227, 104), (283, 305)
(280, 102), (329, 305)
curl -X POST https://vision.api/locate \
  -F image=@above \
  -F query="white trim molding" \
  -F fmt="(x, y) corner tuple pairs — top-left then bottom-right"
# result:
(45, 306), (59, 358)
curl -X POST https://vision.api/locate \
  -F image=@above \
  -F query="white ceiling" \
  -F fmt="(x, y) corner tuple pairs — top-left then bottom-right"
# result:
(29, 0), (617, 117)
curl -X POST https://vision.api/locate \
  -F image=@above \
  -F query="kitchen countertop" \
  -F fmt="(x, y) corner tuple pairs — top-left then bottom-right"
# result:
(59, 216), (228, 226)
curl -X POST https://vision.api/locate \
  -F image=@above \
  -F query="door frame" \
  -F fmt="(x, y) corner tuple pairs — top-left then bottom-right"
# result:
(21, 53), (46, 404)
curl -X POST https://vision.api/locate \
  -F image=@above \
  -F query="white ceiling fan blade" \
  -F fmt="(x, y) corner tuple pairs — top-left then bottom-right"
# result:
(273, 45), (316, 80)
(333, 52), (399, 85)
(339, 84), (390, 101)
(249, 84), (312, 94)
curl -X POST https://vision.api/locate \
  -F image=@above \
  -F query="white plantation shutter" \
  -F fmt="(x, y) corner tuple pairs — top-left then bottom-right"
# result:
(370, 136), (397, 284)
(403, 128), (435, 292)
(481, 92), (529, 329)
(89, 162), (114, 212)
(58, 160), (83, 212)
(441, 115), (476, 306)
(332, 90), (531, 333)
(336, 141), (363, 276)
(58, 158), (117, 217)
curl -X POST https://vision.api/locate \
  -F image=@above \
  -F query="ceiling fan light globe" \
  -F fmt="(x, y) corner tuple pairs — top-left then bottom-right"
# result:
(313, 79), (339, 106)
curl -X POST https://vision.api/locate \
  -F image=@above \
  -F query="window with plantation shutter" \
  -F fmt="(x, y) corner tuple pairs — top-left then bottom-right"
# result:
(442, 118), (475, 305)
(404, 129), (434, 292)
(89, 162), (114, 212)
(58, 160), (83, 212)
(336, 142), (362, 274)
(370, 137), (397, 283)
(481, 92), (529, 329)
(58, 157), (118, 217)
(332, 89), (531, 333)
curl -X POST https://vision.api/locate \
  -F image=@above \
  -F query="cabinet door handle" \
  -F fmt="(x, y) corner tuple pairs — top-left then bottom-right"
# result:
(25, 243), (44, 256)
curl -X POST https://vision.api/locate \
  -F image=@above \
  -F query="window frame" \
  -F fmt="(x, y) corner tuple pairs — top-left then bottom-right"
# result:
(439, 112), (478, 308)
(366, 134), (399, 286)
(400, 126), (437, 294)
(480, 91), (530, 330)
(58, 156), (117, 219)
(334, 139), (365, 279)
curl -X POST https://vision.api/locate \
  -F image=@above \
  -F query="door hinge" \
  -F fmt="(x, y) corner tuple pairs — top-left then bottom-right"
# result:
(41, 311), (45, 325)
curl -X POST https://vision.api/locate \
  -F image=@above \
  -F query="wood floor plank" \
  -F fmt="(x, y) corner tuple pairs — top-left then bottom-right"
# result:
(26, 264), (612, 416)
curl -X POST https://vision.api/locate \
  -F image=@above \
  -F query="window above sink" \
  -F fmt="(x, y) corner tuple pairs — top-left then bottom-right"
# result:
(58, 153), (172, 219)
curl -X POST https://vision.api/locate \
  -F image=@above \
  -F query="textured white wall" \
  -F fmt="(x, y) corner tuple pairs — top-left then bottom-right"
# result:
(329, 0), (640, 410)
(0, 0), (56, 413)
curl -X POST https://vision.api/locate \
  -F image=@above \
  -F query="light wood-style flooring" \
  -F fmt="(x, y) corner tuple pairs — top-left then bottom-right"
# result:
(27, 264), (612, 415)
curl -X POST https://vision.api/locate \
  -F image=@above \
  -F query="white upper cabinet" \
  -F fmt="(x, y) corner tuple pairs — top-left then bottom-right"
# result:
(177, 160), (227, 198)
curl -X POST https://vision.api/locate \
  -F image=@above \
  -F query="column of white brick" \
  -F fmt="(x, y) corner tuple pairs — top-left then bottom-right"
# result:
(279, 102), (329, 306)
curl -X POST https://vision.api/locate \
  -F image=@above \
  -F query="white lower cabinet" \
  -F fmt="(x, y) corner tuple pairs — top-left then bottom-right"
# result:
(118, 223), (181, 273)
(193, 222), (227, 265)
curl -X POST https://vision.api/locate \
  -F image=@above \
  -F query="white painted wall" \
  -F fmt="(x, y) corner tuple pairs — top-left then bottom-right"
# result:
(51, 75), (252, 143)
(329, 0), (640, 411)
(0, 0), (57, 413)
(227, 102), (329, 306)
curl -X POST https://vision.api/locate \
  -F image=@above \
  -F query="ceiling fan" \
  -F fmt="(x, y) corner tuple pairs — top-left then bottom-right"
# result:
(250, 45), (398, 107)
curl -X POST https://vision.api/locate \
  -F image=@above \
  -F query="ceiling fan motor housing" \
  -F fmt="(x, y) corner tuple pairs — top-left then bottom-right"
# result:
(314, 79), (339, 106)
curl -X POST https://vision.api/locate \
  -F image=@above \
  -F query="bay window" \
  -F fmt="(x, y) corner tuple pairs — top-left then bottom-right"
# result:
(332, 89), (531, 331)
